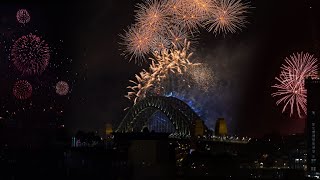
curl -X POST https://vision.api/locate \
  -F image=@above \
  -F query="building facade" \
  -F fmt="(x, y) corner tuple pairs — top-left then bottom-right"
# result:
(305, 78), (320, 178)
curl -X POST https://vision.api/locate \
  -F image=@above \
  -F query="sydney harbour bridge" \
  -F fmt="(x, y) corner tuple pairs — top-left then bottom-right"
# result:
(116, 96), (211, 138)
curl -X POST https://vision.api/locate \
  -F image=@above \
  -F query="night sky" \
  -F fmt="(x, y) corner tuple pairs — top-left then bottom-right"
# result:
(1, 0), (320, 137)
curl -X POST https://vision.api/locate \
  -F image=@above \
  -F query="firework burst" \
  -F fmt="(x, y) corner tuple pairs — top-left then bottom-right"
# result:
(126, 40), (201, 104)
(55, 81), (70, 96)
(120, 25), (153, 63)
(151, 35), (171, 52)
(166, 0), (204, 33)
(16, 9), (31, 24)
(167, 25), (191, 49)
(119, 0), (194, 63)
(135, 0), (169, 34)
(186, 0), (217, 21)
(120, 0), (251, 62)
(11, 33), (50, 76)
(13, 80), (32, 100)
(205, 0), (250, 35)
(272, 52), (319, 118)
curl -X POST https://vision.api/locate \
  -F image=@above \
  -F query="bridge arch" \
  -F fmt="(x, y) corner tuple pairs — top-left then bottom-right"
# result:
(116, 96), (207, 137)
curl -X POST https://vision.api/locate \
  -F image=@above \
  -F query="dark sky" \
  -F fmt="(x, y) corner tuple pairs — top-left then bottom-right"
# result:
(1, 0), (320, 137)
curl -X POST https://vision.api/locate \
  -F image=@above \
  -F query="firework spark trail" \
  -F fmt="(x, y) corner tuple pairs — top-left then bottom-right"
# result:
(126, 41), (202, 104)
(205, 0), (250, 34)
(272, 52), (318, 118)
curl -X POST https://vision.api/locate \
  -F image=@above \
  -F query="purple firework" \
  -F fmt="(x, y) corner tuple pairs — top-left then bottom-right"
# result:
(13, 80), (32, 100)
(16, 9), (31, 24)
(11, 33), (50, 76)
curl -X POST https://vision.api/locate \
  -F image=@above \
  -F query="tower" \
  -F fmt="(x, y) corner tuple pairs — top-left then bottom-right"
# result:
(215, 118), (228, 136)
(194, 119), (205, 137)
(105, 123), (113, 138)
(305, 78), (320, 177)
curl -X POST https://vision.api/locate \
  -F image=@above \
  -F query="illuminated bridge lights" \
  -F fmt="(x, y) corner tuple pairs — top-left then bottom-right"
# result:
(116, 96), (210, 138)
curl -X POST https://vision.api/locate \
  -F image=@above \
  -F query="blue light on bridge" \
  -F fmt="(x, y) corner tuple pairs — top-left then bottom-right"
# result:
(165, 91), (204, 118)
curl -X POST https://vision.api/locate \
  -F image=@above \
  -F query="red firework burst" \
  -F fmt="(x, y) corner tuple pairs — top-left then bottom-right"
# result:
(13, 80), (32, 100)
(55, 81), (69, 96)
(11, 33), (50, 76)
(16, 9), (31, 24)
(272, 52), (319, 118)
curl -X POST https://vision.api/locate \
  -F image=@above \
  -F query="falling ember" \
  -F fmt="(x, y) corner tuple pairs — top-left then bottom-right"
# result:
(272, 52), (319, 118)
(55, 81), (70, 96)
(188, 64), (215, 92)
(16, 9), (31, 24)
(13, 80), (32, 100)
(11, 33), (50, 76)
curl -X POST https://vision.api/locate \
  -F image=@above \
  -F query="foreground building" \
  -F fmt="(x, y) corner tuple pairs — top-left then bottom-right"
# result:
(305, 78), (320, 178)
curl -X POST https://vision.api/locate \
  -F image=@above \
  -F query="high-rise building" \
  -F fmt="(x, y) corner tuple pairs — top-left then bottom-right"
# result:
(305, 78), (320, 178)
